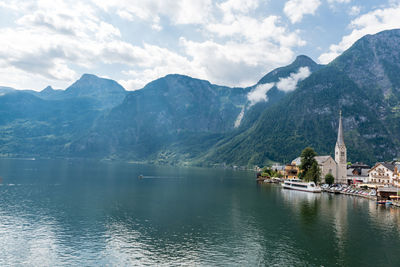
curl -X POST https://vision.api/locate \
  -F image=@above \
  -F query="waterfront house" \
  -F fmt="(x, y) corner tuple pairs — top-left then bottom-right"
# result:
(377, 186), (399, 200)
(284, 163), (299, 179)
(368, 162), (396, 185)
(391, 162), (400, 187)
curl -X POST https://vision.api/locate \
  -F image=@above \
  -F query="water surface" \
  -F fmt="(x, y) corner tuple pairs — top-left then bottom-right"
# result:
(0, 159), (399, 266)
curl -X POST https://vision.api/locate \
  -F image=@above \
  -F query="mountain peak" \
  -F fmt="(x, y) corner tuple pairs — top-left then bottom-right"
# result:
(292, 55), (316, 66)
(64, 73), (127, 109)
(66, 74), (126, 93)
(41, 85), (54, 92)
(79, 73), (100, 81)
(257, 55), (322, 85)
(332, 28), (400, 92)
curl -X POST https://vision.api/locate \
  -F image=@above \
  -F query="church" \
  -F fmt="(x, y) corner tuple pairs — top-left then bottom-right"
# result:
(290, 111), (347, 184)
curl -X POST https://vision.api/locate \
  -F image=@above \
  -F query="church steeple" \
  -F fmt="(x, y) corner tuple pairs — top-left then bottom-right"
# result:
(335, 110), (347, 184)
(336, 110), (345, 146)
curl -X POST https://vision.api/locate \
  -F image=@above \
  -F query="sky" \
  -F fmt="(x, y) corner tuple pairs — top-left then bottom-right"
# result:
(0, 0), (400, 91)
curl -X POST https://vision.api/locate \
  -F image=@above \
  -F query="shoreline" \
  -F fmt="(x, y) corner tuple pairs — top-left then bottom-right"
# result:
(322, 188), (377, 201)
(260, 178), (400, 207)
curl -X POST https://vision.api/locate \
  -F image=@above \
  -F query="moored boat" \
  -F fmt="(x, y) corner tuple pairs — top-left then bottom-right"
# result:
(377, 200), (392, 205)
(282, 179), (322, 193)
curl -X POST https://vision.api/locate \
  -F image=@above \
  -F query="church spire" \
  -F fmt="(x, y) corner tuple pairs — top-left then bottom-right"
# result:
(336, 110), (345, 146)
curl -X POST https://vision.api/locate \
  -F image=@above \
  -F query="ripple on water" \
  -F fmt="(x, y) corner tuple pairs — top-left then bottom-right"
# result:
(0, 161), (400, 266)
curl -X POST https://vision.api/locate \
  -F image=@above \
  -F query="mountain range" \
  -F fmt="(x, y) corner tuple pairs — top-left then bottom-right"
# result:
(1, 29), (400, 167)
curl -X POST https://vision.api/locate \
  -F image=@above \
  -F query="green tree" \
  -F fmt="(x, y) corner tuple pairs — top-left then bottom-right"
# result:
(299, 147), (317, 179)
(261, 166), (282, 178)
(325, 173), (335, 185)
(304, 161), (321, 184)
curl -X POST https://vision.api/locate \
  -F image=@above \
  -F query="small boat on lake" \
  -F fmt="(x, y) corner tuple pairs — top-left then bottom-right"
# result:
(282, 179), (322, 193)
(377, 200), (392, 205)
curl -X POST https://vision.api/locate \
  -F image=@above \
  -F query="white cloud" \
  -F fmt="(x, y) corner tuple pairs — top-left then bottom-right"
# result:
(0, 0), (308, 91)
(91, 0), (212, 25)
(0, 0), (200, 90)
(348, 6), (361, 16)
(218, 0), (259, 22)
(247, 83), (274, 106)
(219, 0), (258, 14)
(0, 0), (125, 83)
(118, 46), (202, 90)
(319, 4), (400, 63)
(284, 0), (321, 24)
(242, 66), (310, 104)
(327, 0), (351, 3)
(207, 15), (305, 46)
(183, 11), (305, 87)
(91, 0), (305, 88)
(180, 37), (297, 87)
(276, 66), (311, 92)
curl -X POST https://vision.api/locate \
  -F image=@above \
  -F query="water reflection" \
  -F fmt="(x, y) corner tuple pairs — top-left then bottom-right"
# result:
(278, 187), (400, 265)
(0, 159), (400, 265)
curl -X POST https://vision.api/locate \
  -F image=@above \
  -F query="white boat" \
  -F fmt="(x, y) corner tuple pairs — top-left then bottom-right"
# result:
(282, 179), (322, 193)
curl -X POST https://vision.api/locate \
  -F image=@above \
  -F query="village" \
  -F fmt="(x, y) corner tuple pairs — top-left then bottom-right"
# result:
(257, 111), (400, 206)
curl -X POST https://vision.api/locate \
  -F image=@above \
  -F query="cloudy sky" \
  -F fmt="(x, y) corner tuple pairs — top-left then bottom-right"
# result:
(0, 0), (400, 91)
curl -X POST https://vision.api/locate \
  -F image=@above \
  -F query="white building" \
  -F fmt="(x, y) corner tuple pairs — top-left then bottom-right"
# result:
(368, 162), (397, 185)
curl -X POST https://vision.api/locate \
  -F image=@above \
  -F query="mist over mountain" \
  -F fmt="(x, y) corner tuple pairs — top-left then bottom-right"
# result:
(1, 29), (400, 166)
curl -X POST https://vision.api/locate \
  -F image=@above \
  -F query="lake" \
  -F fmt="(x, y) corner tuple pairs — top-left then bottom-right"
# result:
(0, 159), (399, 266)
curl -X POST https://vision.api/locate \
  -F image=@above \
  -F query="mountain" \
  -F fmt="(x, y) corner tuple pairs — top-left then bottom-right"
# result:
(68, 55), (322, 163)
(69, 74), (249, 161)
(0, 74), (128, 158)
(37, 86), (64, 99)
(0, 90), (100, 157)
(32, 74), (128, 109)
(1, 29), (400, 166)
(0, 86), (16, 94)
(64, 74), (127, 109)
(202, 29), (400, 166)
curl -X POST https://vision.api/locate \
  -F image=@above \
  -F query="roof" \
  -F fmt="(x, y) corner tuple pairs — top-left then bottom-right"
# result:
(315, 156), (332, 164)
(377, 187), (399, 193)
(349, 162), (370, 169)
(292, 155), (333, 166)
(336, 111), (345, 146)
(369, 162), (396, 173)
(382, 162), (396, 171)
(347, 167), (370, 177)
(292, 157), (301, 166)
(272, 165), (285, 171)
